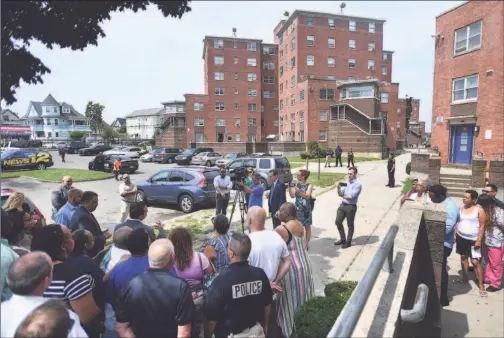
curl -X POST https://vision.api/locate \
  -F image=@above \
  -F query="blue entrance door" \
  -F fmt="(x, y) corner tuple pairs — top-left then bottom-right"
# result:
(450, 125), (474, 164)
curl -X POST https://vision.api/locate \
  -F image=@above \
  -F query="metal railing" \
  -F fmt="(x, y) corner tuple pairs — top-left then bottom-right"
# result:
(327, 224), (399, 338)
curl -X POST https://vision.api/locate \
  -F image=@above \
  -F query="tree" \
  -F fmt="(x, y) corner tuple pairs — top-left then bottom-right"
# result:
(405, 96), (413, 148)
(101, 126), (118, 143)
(1, 1), (191, 105)
(69, 130), (86, 141)
(84, 101), (105, 133)
(117, 125), (127, 134)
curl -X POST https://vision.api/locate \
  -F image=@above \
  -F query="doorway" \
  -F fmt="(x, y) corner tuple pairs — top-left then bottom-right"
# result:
(217, 133), (224, 142)
(449, 124), (474, 164)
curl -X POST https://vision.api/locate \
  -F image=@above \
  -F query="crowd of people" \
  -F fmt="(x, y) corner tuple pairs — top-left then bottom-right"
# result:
(400, 179), (504, 305)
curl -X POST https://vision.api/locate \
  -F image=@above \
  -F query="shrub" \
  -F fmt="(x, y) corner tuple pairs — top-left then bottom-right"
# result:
(69, 131), (86, 140)
(294, 281), (357, 338)
(306, 141), (318, 153)
(300, 152), (312, 160)
(406, 162), (411, 175)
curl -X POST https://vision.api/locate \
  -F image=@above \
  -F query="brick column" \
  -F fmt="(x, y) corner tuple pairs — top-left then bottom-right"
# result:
(428, 157), (441, 184)
(471, 159), (488, 188)
(489, 160), (504, 189)
(411, 153), (430, 180)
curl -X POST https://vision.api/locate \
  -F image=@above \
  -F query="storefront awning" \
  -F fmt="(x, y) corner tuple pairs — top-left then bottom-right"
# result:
(0, 125), (31, 136)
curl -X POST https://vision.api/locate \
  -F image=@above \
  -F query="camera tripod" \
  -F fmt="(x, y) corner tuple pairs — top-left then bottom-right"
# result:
(228, 187), (248, 233)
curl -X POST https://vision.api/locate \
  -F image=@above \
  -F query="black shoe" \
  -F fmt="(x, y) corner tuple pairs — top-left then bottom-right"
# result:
(342, 242), (352, 249)
(334, 239), (346, 246)
(486, 286), (501, 292)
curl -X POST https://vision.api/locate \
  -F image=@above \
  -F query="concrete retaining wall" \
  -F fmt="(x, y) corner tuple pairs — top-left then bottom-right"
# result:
(471, 159), (488, 188)
(410, 153), (441, 184)
(489, 160), (504, 189)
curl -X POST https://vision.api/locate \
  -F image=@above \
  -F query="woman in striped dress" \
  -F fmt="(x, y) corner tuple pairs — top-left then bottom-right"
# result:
(275, 202), (315, 337)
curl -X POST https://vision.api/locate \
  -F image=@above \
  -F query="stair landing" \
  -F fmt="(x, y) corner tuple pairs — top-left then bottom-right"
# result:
(440, 166), (472, 198)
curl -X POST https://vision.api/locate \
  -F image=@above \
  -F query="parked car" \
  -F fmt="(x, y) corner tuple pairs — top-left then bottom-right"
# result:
(175, 148), (214, 165)
(191, 152), (222, 166)
(1, 148), (54, 171)
(140, 152), (154, 162)
(136, 167), (220, 213)
(226, 156), (292, 189)
(152, 148), (184, 164)
(102, 146), (142, 158)
(62, 141), (88, 154)
(88, 154), (139, 174)
(7, 140), (43, 148)
(215, 152), (247, 167)
(79, 144), (112, 156)
(1, 188), (47, 228)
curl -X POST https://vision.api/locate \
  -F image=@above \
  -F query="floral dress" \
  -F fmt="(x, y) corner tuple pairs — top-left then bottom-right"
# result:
(295, 183), (312, 227)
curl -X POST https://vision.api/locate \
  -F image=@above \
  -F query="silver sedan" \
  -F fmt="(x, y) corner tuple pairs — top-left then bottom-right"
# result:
(190, 152), (222, 166)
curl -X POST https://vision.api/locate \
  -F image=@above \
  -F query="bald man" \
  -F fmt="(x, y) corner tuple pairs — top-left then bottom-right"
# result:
(1, 252), (88, 338)
(51, 176), (74, 221)
(115, 239), (195, 338)
(55, 188), (82, 226)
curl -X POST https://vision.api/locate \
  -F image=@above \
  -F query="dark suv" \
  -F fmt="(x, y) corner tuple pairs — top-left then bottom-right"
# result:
(79, 144), (112, 156)
(152, 148), (183, 164)
(63, 141), (87, 154)
(175, 148), (214, 165)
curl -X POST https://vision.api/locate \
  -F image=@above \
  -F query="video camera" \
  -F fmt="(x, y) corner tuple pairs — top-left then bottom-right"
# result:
(231, 167), (248, 190)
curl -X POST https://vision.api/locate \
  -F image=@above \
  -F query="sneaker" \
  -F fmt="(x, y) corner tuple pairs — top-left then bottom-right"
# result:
(486, 286), (501, 292)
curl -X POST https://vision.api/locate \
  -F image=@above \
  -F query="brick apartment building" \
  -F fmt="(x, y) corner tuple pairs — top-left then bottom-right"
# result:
(431, 1), (504, 165)
(184, 36), (279, 144)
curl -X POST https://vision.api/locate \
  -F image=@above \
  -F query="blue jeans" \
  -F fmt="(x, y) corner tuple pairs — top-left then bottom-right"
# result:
(103, 329), (118, 338)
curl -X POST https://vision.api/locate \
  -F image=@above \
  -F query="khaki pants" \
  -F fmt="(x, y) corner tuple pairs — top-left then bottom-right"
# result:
(120, 201), (130, 223)
(229, 323), (265, 338)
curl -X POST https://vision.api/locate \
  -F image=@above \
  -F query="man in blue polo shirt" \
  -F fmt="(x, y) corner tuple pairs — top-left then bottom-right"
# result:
(55, 189), (82, 226)
(240, 173), (265, 208)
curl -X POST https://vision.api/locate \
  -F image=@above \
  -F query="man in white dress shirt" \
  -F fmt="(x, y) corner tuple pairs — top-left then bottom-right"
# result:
(214, 168), (233, 216)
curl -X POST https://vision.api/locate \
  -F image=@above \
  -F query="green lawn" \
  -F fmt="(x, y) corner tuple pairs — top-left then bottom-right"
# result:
(287, 155), (380, 164)
(309, 173), (346, 188)
(402, 179), (412, 194)
(1, 168), (112, 182)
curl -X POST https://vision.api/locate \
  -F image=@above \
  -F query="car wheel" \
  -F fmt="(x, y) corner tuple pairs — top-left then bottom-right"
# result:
(167, 158), (174, 164)
(260, 178), (268, 189)
(179, 194), (194, 213)
(37, 163), (47, 170)
(205, 160), (211, 166)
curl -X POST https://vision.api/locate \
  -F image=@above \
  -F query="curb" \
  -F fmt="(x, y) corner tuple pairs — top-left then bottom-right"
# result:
(2, 175), (114, 183)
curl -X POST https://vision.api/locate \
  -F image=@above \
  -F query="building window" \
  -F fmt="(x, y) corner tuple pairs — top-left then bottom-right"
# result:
(214, 56), (224, 65)
(291, 38), (296, 50)
(380, 112), (388, 120)
(290, 94), (295, 105)
(300, 111), (305, 122)
(383, 53), (388, 61)
(194, 118), (204, 127)
(279, 35), (283, 44)
(328, 37), (336, 48)
(233, 40), (238, 48)
(195, 132), (204, 142)
(234, 88), (238, 95)
(280, 83), (283, 93)
(215, 87), (224, 96)
(248, 73), (257, 81)
(263, 46), (276, 55)
(290, 56), (296, 69)
(261, 105), (264, 113)
(235, 133), (241, 142)
(368, 42), (375, 51)
(279, 66), (283, 76)
(290, 75), (296, 87)
(380, 92), (389, 103)
(263, 76), (275, 84)
(349, 20), (356, 31)
(328, 18), (335, 28)
(307, 55), (314, 66)
(193, 102), (204, 111)
(234, 103), (239, 110)
(368, 60), (375, 70)
(273, 120), (279, 127)
(248, 88), (257, 96)
(453, 74), (479, 102)
(248, 104), (257, 112)
(247, 42), (257, 51)
(307, 16), (314, 27)
(263, 91), (275, 99)
(348, 58), (356, 68)
(273, 105), (279, 112)
(235, 118), (241, 127)
(455, 21), (482, 55)
(247, 58), (257, 66)
(382, 67), (387, 75)
(328, 56), (335, 67)
(280, 99), (283, 109)
(307, 35), (314, 47)
(279, 49), (283, 59)
(369, 22), (375, 33)
(215, 72), (224, 80)
(300, 90), (305, 102)
(319, 110), (328, 121)
(340, 85), (374, 99)
(216, 119), (225, 127)
(263, 61), (274, 69)
(214, 39), (223, 49)
(397, 108), (401, 114)
(215, 102), (225, 111)
(319, 131), (328, 141)
(349, 39), (356, 49)
(234, 56), (238, 64)
(320, 89), (335, 100)
(234, 73), (238, 80)
(248, 118), (257, 126)
(47, 132), (52, 137)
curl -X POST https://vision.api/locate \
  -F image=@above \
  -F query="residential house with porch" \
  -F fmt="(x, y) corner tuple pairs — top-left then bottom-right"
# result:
(125, 107), (164, 140)
(0, 108), (31, 142)
(22, 94), (91, 140)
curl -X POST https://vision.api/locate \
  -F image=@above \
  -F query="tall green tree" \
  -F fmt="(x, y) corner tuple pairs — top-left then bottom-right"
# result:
(1, 1), (191, 104)
(405, 96), (413, 148)
(69, 130), (86, 140)
(117, 125), (127, 134)
(101, 126), (118, 143)
(85, 101), (105, 133)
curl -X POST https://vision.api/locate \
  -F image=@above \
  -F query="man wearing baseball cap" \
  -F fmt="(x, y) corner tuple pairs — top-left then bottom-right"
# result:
(119, 174), (138, 223)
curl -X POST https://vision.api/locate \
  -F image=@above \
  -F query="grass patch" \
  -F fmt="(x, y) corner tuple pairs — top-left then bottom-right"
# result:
(1, 168), (112, 182)
(309, 173), (346, 188)
(294, 280), (357, 337)
(402, 179), (412, 194)
(287, 155), (380, 164)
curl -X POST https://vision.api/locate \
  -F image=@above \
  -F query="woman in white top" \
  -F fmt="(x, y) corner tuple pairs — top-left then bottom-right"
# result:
(408, 180), (432, 204)
(453, 190), (487, 297)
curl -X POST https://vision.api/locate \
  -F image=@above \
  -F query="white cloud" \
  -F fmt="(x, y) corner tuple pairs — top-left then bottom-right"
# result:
(7, 1), (464, 131)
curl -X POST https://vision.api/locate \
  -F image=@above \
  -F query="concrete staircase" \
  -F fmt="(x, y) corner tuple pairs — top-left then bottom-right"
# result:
(440, 168), (472, 198)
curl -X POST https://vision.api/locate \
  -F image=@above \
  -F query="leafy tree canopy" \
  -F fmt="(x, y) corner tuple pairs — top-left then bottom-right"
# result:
(85, 101), (105, 133)
(1, 1), (191, 105)
(69, 130), (86, 141)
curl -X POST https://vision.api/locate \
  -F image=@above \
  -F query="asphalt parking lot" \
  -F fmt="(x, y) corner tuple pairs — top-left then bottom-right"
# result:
(2, 153), (215, 231)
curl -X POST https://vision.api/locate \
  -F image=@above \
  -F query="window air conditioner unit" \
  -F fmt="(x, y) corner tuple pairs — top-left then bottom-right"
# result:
(308, 75), (315, 79)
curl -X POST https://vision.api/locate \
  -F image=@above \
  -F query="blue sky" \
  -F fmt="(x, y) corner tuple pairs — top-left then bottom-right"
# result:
(6, 1), (464, 131)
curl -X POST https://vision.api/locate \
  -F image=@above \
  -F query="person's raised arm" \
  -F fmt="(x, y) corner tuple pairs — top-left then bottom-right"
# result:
(288, 185), (296, 198)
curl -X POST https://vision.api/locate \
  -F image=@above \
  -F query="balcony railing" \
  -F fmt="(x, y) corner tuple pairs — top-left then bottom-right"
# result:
(330, 103), (384, 135)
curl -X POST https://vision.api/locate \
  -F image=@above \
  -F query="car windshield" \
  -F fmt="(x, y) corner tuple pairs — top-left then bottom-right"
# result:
(117, 156), (132, 161)
(1, 150), (15, 160)
(225, 153), (237, 159)
(152, 148), (164, 154)
(181, 149), (197, 155)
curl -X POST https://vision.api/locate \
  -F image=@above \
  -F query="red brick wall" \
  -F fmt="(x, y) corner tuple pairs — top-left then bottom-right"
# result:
(379, 83), (399, 149)
(261, 44), (279, 138)
(431, 1), (504, 164)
